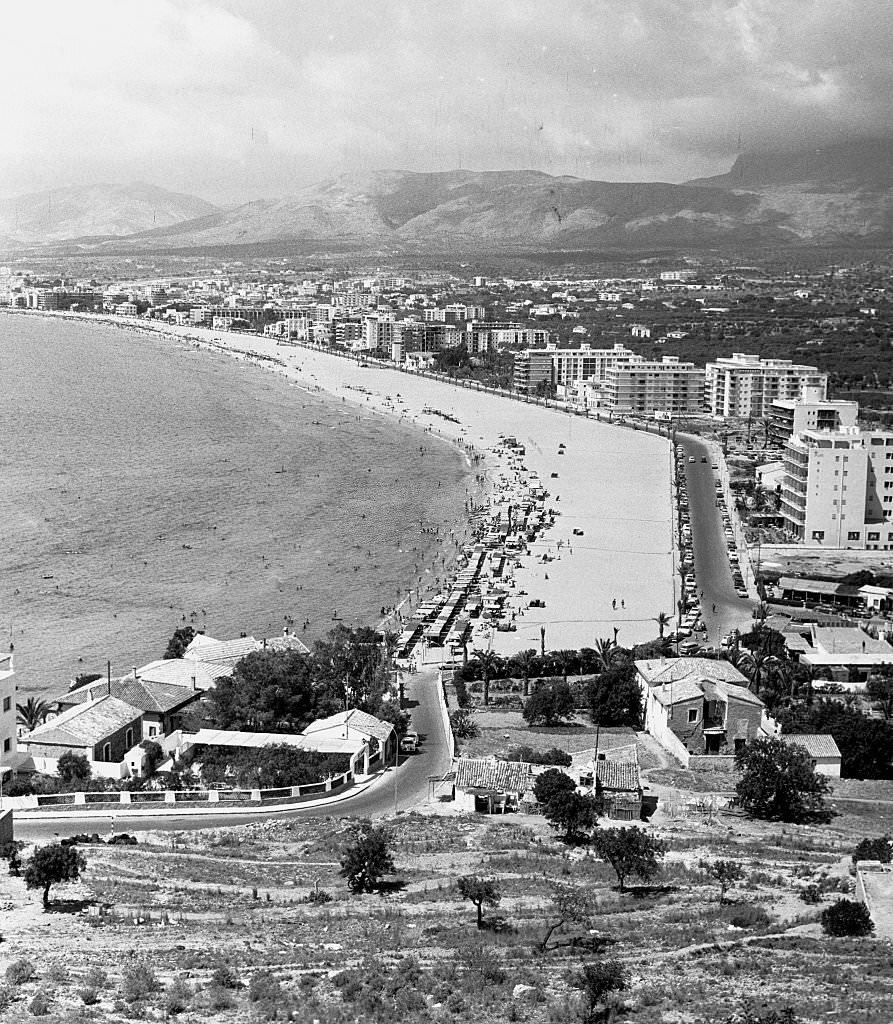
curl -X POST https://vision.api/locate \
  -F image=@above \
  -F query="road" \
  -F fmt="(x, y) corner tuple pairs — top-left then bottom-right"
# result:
(15, 668), (452, 842)
(679, 435), (754, 645)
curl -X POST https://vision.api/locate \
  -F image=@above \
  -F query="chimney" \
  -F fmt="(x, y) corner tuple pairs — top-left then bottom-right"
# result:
(191, 675), (198, 692)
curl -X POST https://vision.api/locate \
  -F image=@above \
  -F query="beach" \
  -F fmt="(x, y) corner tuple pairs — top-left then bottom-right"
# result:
(135, 317), (675, 654)
(4, 310), (675, 659)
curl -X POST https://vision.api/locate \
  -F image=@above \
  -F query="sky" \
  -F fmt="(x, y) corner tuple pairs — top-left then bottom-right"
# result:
(3, 0), (892, 204)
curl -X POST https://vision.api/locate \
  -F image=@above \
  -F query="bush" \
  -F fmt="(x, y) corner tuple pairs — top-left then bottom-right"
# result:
(28, 991), (50, 1016)
(339, 823), (395, 893)
(248, 970), (283, 1005)
(163, 979), (192, 1015)
(821, 899), (874, 937)
(211, 964), (240, 990)
(505, 745), (572, 766)
(853, 835), (892, 863)
(725, 904), (771, 929)
(6, 959), (35, 985)
(78, 987), (99, 1005)
(85, 967), (107, 990)
(120, 963), (159, 1003)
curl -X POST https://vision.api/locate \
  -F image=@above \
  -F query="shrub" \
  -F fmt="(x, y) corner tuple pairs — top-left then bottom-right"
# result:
(6, 959), (35, 985)
(574, 960), (626, 1020)
(800, 884), (822, 905)
(85, 967), (107, 990)
(821, 899), (874, 937)
(206, 984), (235, 1011)
(120, 963), (159, 1003)
(163, 979), (192, 1016)
(853, 835), (892, 863)
(211, 964), (240, 990)
(78, 987), (99, 1005)
(248, 970), (282, 1004)
(339, 823), (395, 893)
(44, 965), (69, 985)
(28, 991), (50, 1017)
(725, 904), (771, 929)
(505, 745), (572, 767)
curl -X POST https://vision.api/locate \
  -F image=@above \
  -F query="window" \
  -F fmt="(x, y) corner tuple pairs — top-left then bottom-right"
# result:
(2, 739), (9, 753)
(869, 532), (881, 541)
(125, 728), (133, 749)
(811, 530), (825, 541)
(848, 531), (861, 541)
(687, 708), (698, 724)
(1, 697), (9, 713)
(102, 743), (111, 762)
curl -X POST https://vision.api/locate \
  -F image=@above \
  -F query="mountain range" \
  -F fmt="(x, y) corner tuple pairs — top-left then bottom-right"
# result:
(4, 138), (893, 253)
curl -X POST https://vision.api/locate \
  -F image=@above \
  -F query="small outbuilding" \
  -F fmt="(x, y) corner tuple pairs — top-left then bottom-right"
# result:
(453, 758), (534, 814)
(780, 734), (842, 777)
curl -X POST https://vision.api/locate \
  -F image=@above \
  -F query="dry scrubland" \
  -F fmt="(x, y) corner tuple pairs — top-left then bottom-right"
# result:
(0, 807), (890, 1023)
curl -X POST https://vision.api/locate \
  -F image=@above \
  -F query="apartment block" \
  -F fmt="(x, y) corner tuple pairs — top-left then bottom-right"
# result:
(706, 353), (827, 419)
(769, 386), (859, 446)
(603, 355), (704, 417)
(513, 343), (636, 394)
(780, 427), (893, 549)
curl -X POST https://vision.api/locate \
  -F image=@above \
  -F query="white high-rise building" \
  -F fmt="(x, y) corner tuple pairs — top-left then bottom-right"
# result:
(780, 427), (893, 549)
(706, 353), (827, 419)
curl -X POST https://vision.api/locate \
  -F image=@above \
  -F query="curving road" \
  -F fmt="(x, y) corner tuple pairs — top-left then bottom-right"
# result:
(15, 668), (452, 842)
(679, 435), (754, 646)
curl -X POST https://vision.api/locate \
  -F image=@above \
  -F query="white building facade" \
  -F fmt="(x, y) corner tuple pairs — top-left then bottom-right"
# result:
(706, 353), (827, 419)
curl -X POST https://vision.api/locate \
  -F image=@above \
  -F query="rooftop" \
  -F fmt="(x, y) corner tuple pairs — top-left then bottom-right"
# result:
(60, 675), (199, 715)
(25, 696), (142, 748)
(781, 734), (841, 760)
(454, 758), (534, 794)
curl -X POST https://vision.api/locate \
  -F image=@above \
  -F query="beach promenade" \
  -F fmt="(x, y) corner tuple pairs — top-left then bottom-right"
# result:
(169, 325), (676, 654)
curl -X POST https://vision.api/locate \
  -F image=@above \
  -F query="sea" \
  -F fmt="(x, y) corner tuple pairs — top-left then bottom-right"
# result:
(0, 314), (469, 696)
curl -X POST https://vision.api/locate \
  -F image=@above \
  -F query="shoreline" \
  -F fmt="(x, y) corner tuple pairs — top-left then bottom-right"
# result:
(4, 309), (676, 657)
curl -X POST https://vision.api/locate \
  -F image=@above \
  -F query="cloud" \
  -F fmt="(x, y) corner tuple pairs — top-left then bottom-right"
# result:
(3, 0), (892, 200)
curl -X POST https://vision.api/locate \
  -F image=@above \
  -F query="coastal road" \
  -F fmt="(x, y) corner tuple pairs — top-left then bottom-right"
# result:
(15, 668), (452, 843)
(679, 435), (754, 644)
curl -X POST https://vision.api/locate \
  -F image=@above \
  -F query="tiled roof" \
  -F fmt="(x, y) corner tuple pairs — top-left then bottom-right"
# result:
(454, 757), (534, 793)
(61, 676), (198, 715)
(303, 709), (394, 744)
(650, 678), (706, 707)
(781, 734), (842, 759)
(137, 659), (218, 691)
(636, 657), (748, 687)
(264, 634), (311, 655)
(570, 747), (640, 791)
(25, 696), (141, 748)
(184, 634), (262, 667)
(715, 681), (765, 707)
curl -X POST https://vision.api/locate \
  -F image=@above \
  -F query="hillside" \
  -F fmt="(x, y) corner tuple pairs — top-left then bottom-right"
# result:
(0, 182), (218, 246)
(5, 139), (893, 252)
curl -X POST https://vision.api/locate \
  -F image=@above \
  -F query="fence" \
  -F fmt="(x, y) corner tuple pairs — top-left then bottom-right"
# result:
(3, 770), (354, 814)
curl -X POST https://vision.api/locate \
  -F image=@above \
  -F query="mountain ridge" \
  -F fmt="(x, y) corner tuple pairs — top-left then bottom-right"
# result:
(5, 139), (893, 252)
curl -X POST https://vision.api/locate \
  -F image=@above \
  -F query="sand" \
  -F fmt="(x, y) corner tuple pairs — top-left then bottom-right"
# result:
(7, 312), (675, 654)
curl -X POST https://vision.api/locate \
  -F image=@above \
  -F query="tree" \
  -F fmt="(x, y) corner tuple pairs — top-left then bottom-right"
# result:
(471, 648), (501, 707)
(24, 843), (87, 907)
(592, 827), (667, 892)
(456, 875), (501, 930)
(735, 648), (781, 697)
(542, 789), (597, 843)
(374, 698), (410, 738)
(551, 649), (578, 684)
(522, 680), (575, 726)
(139, 740), (163, 777)
(533, 768), (576, 807)
(313, 624), (391, 711)
(821, 899), (874, 937)
(574, 960), (626, 1023)
(339, 823), (395, 893)
(853, 835), (892, 863)
(592, 637), (619, 673)
(505, 745), (571, 767)
(449, 709), (479, 740)
(707, 859), (745, 903)
(735, 738), (831, 823)
(16, 697), (49, 732)
(510, 648), (539, 698)
(57, 751), (92, 787)
(586, 663), (642, 727)
(163, 625), (196, 660)
(540, 882), (597, 951)
(209, 649), (318, 733)
(653, 611), (672, 640)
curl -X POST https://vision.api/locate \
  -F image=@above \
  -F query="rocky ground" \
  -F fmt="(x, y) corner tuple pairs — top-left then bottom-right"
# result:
(0, 794), (890, 1023)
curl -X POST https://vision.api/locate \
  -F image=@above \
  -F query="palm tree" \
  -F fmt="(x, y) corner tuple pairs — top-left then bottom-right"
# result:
(17, 697), (50, 733)
(735, 649), (780, 697)
(511, 648), (539, 697)
(472, 648), (501, 707)
(653, 611), (672, 640)
(593, 637), (618, 674)
(552, 649), (577, 684)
